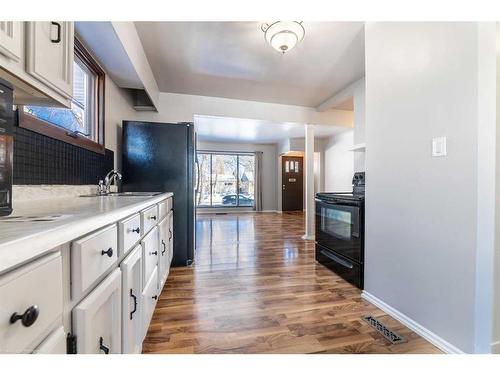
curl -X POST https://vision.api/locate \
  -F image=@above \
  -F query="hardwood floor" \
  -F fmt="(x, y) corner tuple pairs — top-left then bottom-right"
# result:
(142, 212), (441, 354)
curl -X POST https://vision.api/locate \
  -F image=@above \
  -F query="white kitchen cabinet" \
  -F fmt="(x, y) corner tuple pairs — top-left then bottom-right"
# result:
(121, 245), (142, 354)
(141, 205), (158, 235)
(73, 269), (121, 354)
(158, 216), (170, 290)
(141, 267), (158, 341)
(25, 21), (73, 99)
(0, 251), (63, 354)
(33, 326), (66, 354)
(168, 211), (174, 264)
(118, 213), (142, 257)
(0, 21), (22, 61)
(141, 226), (159, 287)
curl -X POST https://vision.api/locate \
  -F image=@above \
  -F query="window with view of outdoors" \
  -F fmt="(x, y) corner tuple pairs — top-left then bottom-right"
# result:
(196, 152), (255, 207)
(24, 55), (97, 141)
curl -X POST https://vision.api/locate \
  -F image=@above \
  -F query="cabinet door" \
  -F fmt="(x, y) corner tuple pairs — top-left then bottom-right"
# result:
(168, 211), (174, 264)
(33, 327), (66, 354)
(25, 21), (73, 98)
(0, 21), (22, 61)
(141, 267), (158, 341)
(73, 269), (121, 354)
(158, 217), (170, 290)
(121, 245), (142, 354)
(141, 226), (159, 286)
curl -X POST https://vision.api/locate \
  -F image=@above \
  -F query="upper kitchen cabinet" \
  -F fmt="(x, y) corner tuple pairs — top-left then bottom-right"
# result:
(0, 21), (74, 108)
(25, 22), (73, 100)
(0, 22), (22, 62)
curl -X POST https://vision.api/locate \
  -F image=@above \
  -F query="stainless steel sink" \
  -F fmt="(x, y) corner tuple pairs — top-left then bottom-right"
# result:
(79, 192), (163, 198)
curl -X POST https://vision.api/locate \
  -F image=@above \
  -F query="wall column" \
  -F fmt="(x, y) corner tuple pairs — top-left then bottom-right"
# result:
(302, 124), (315, 240)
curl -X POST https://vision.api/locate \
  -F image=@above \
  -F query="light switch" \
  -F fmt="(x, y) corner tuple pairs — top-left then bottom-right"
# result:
(432, 137), (447, 157)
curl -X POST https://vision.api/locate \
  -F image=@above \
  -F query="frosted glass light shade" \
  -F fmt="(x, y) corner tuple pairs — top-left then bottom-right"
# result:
(262, 21), (305, 54)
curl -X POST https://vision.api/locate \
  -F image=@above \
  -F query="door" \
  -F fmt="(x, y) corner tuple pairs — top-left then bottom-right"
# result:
(120, 245), (142, 354)
(0, 21), (22, 61)
(281, 156), (303, 211)
(25, 22), (74, 98)
(158, 216), (170, 290)
(72, 269), (121, 354)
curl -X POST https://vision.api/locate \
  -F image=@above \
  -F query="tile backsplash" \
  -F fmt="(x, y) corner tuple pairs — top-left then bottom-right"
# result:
(13, 126), (114, 185)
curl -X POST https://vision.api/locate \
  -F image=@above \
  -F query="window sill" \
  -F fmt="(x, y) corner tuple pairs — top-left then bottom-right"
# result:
(17, 110), (105, 154)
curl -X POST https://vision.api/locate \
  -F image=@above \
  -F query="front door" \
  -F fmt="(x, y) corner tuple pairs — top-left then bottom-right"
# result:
(282, 156), (303, 211)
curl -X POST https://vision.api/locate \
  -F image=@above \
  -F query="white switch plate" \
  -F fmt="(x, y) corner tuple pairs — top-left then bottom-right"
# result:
(432, 136), (447, 157)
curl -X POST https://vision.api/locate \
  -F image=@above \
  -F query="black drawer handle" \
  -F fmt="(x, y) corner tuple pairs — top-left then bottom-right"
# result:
(169, 229), (172, 241)
(161, 240), (166, 255)
(130, 289), (137, 320)
(51, 22), (61, 43)
(99, 337), (109, 354)
(150, 251), (158, 256)
(131, 227), (140, 234)
(152, 295), (158, 300)
(101, 248), (113, 257)
(10, 305), (39, 327)
(149, 215), (157, 221)
(320, 250), (354, 269)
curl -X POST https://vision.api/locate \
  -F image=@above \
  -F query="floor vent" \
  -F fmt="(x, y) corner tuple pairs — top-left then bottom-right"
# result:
(362, 315), (405, 344)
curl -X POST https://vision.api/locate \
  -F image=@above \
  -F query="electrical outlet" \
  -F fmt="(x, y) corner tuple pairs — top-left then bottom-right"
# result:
(432, 137), (447, 157)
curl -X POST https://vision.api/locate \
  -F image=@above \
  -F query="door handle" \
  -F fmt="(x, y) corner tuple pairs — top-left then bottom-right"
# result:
(51, 22), (61, 43)
(169, 228), (172, 241)
(161, 240), (166, 255)
(130, 289), (137, 320)
(320, 250), (354, 269)
(10, 305), (39, 327)
(99, 337), (110, 354)
(282, 185), (285, 190)
(101, 248), (113, 257)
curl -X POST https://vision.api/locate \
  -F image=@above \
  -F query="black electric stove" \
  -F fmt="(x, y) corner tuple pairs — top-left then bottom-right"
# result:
(315, 172), (365, 288)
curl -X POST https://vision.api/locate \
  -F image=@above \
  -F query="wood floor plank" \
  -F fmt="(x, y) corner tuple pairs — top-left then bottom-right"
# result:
(143, 212), (441, 354)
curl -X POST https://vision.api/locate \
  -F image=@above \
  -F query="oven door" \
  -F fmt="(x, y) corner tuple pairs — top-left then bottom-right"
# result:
(315, 199), (363, 263)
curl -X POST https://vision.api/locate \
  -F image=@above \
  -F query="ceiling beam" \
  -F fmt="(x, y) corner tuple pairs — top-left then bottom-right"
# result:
(316, 77), (365, 112)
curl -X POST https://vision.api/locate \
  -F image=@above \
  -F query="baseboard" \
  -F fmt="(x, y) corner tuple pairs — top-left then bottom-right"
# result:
(491, 341), (500, 354)
(361, 291), (465, 354)
(301, 234), (315, 240)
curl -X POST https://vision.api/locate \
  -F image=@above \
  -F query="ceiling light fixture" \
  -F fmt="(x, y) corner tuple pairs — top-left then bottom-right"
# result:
(261, 21), (305, 54)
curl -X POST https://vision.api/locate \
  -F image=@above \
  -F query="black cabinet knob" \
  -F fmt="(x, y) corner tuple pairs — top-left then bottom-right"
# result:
(152, 295), (158, 300)
(150, 215), (157, 221)
(99, 336), (110, 354)
(10, 305), (39, 327)
(101, 248), (113, 257)
(149, 251), (158, 256)
(131, 227), (140, 234)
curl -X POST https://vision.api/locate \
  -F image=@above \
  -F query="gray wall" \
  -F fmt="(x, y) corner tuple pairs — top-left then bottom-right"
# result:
(364, 22), (496, 353)
(324, 131), (354, 192)
(197, 141), (278, 211)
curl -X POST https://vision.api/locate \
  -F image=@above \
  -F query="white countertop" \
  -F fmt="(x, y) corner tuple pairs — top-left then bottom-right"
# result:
(0, 192), (173, 276)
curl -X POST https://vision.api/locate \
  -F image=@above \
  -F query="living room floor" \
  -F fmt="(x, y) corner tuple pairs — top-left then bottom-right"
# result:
(142, 212), (441, 354)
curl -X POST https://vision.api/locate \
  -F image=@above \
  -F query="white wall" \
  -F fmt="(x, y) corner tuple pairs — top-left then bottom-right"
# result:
(197, 141), (278, 211)
(493, 39), (500, 353)
(324, 131), (354, 192)
(132, 92), (353, 127)
(104, 76), (136, 169)
(364, 22), (496, 353)
(353, 80), (366, 172)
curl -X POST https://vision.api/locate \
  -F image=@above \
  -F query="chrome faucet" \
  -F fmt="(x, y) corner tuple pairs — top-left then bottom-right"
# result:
(98, 170), (122, 195)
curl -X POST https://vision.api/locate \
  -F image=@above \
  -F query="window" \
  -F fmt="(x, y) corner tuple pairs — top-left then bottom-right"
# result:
(19, 38), (105, 154)
(196, 152), (255, 207)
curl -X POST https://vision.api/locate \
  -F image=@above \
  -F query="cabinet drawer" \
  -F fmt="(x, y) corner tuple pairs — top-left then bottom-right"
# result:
(141, 267), (158, 341)
(118, 213), (141, 257)
(141, 226), (159, 287)
(158, 197), (172, 220)
(33, 326), (66, 354)
(73, 269), (121, 354)
(0, 252), (63, 353)
(71, 224), (118, 298)
(141, 205), (158, 235)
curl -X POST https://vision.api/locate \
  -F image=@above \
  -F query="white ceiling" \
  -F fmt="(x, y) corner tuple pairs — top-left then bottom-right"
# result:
(195, 115), (349, 144)
(135, 22), (365, 107)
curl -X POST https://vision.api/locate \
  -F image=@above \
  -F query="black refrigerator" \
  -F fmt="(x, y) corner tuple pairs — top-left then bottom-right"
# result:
(122, 121), (196, 266)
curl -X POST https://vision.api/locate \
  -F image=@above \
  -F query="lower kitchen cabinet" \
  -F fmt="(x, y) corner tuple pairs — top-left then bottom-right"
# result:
(158, 216), (170, 290)
(33, 327), (66, 354)
(72, 269), (122, 354)
(120, 245), (142, 354)
(141, 226), (159, 287)
(168, 211), (174, 264)
(141, 267), (158, 341)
